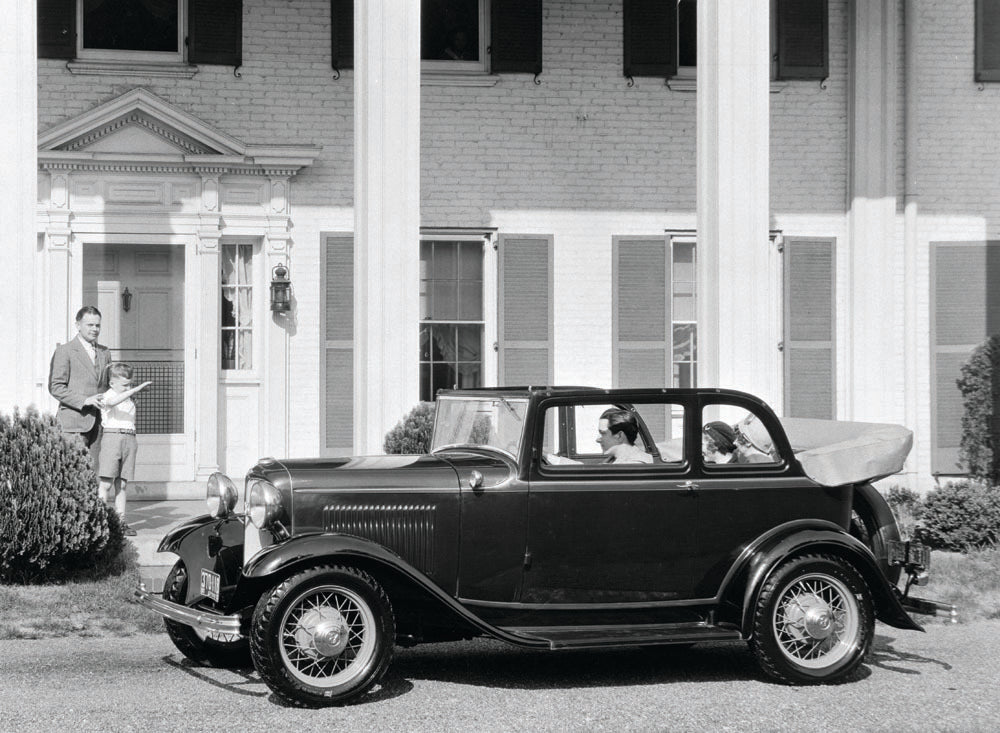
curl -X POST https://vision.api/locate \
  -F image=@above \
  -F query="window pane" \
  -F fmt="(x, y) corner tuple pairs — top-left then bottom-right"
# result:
(238, 330), (252, 370)
(673, 324), (697, 362)
(432, 281), (458, 320)
(432, 242), (457, 279)
(420, 363), (431, 402)
(458, 280), (482, 320)
(678, 0), (697, 67)
(421, 0), (480, 61)
(674, 362), (695, 389)
(459, 242), (482, 279)
(457, 324), (482, 361)
(238, 288), (253, 327)
(419, 326), (432, 360)
(431, 324), (456, 361)
(456, 363), (481, 389)
(237, 245), (252, 284)
(221, 330), (236, 370)
(673, 286), (696, 321)
(221, 289), (237, 328)
(221, 246), (237, 286)
(673, 242), (696, 280)
(83, 0), (178, 52)
(432, 362), (457, 395)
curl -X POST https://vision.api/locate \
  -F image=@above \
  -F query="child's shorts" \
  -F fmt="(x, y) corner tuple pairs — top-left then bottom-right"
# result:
(99, 429), (138, 482)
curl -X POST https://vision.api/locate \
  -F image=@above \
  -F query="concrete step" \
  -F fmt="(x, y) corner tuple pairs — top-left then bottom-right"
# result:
(126, 499), (206, 592)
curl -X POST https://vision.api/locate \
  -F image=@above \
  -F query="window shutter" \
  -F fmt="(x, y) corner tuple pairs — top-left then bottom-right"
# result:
(977, 0), (1000, 82)
(623, 0), (676, 78)
(931, 242), (1000, 473)
(38, 0), (76, 59)
(188, 0), (243, 67)
(783, 237), (836, 419)
(323, 234), (354, 455)
(614, 237), (670, 437)
(775, 0), (828, 81)
(330, 0), (353, 71)
(490, 0), (543, 75)
(498, 235), (552, 386)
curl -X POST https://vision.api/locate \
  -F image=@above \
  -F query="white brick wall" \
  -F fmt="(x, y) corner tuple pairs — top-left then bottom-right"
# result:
(35, 0), (999, 490)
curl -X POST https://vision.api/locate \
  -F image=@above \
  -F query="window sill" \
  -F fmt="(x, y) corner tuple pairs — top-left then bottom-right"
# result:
(665, 77), (788, 94)
(421, 72), (498, 87)
(67, 60), (199, 79)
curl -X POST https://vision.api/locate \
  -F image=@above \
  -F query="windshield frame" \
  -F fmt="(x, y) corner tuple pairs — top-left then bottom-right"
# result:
(429, 394), (530, 458)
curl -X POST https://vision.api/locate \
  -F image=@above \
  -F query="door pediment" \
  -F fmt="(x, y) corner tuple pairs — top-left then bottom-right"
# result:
(38, 88), (320, 174)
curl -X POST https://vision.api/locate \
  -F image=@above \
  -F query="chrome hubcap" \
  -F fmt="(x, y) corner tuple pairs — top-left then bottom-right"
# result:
(773, 573), (859, 669)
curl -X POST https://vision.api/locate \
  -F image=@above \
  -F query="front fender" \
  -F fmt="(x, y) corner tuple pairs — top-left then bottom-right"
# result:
(156, 515), (246, 607)
(242, 533), (549, 649)
(157, 514), (215, 554)
(735, 524), (922, 634)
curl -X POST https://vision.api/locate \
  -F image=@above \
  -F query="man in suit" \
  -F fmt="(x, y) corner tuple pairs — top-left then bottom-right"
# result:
(49, 306), (112, 472)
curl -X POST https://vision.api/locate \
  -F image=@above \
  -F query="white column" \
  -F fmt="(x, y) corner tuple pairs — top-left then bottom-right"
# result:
(194, 175), (222, 480)
(353, 1), (421, 454)
(0, 2), (38, 411)
(696, 1), (775, 404)
(264, 175), (292, 458)
(846, 0), (900, 422)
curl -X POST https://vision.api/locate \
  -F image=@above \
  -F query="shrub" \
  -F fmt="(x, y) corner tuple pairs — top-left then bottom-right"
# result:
(916, 480), (1000, 552)
(0, 407), (124, 584)
(384, 402), (436, 454)
(956, 334), (1000, 483)
(881, 484), (922, 539)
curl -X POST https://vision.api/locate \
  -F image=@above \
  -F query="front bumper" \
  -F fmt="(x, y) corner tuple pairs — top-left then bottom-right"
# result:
(135, 582), (244, 636)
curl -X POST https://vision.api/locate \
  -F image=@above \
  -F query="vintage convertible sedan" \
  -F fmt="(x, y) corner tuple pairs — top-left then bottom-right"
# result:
(136, 386), (950, 707)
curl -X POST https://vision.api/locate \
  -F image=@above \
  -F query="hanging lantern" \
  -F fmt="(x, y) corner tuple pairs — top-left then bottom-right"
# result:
(121, 287), (132, 312)
(270, 263), (291, 312)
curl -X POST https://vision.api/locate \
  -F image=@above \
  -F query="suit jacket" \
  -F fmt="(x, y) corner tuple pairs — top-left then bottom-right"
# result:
(48, 337), (112, 433)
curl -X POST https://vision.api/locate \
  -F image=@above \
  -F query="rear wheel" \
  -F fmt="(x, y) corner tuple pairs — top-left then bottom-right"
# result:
(250, 565), (395, 707)
(750, 554), (874, 685)
(162, 561), (250, 668)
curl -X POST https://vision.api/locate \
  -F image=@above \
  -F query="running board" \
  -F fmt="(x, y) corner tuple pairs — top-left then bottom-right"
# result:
(498, 622), (744, 650)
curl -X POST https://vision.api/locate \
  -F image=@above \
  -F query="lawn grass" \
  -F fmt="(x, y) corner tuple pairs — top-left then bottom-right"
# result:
(917, 547), (1000, 624)
(0, 545), (163, 639)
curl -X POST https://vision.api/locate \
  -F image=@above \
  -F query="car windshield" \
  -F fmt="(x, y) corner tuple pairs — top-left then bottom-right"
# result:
(430, 395), (529, 456)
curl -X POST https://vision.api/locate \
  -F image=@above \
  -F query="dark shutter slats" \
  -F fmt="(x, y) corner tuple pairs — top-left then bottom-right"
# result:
(614, 237), (670, 387)
(38, 0), (76, 59)
(188, 0), (243, 67)
(490, 0), (543, 75)
(623, 0), (676, 78)
(330, 0), (354, 71)
(498, 235), (552, 386)
(776, 0), (828, 80)
(323, 235), (354, 455)
(977, 0), (1000, 82)
(783, 237), (836, 419)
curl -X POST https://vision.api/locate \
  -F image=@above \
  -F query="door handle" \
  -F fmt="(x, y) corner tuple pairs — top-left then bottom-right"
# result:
(679, 480), (699, 493)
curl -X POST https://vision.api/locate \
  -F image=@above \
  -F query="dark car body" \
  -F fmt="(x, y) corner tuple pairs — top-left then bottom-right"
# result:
(137, 386), (945, 706)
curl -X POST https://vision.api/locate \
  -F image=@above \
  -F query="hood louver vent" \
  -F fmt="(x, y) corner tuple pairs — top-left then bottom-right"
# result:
(323, 504), (436, 573)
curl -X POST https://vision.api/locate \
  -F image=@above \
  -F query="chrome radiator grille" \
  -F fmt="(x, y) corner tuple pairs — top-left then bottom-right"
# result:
(323, 504), (436, 572)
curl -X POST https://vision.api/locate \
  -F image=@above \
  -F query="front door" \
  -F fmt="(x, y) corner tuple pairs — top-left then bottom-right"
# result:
(83, 243), (188, 480)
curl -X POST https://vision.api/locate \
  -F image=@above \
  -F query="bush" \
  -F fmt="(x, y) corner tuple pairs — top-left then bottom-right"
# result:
(881, 484), (923, 539)
(0, 407), (124, 584)
(956, 334), (1000, 483)
(916, 480), (1000, 552)
(384, 402), (436, 454)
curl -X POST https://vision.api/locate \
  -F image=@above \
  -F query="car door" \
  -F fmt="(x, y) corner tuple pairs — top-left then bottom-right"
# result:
(690, 395), (850, 598)
(521, 396), (702, 604)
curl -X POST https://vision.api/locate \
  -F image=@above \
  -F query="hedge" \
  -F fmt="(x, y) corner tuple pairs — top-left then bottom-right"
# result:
(0, 407), (124, 584)
(917, 481), (1000, 552)
(956, 334), (1000, 484)
(384, 402), (435, 454)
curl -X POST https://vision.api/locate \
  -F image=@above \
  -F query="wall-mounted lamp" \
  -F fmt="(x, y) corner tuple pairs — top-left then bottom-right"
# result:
(121, 287), (132, 312)
(270, 264), (291, 312)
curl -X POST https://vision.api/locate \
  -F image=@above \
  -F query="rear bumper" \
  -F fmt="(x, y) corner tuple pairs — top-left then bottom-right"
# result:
(901, 595), (958, 623)
(134, 583), (244, 636)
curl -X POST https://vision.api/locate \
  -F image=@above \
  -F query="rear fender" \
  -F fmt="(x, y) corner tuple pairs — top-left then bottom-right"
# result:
(242, 533), (549, 649)
(732, 524), (922, 635)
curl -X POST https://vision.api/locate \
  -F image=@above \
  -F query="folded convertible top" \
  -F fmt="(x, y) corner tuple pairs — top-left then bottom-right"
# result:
(780, 417), (913, 487)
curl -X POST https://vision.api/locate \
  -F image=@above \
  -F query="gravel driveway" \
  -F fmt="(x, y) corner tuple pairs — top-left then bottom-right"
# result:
(1, 620), (996, 732)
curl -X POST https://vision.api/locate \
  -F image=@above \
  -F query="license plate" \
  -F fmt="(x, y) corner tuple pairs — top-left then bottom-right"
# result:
(200, 569), (221, 602)
(887, 540), (931, 570)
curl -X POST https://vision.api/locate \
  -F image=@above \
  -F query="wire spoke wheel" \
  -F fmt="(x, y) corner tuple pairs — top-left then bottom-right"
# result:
(772, 573), (858, 669)
(751, 554), (874, 684)
(278, 585), (377, 688)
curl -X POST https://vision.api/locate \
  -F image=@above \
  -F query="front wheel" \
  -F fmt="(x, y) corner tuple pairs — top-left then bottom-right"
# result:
(250, 565), (395, 707)
(750, 554), (874, 685)
(162, 561), (251, 668)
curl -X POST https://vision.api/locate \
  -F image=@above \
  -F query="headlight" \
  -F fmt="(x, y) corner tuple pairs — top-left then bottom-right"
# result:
(247, 479), (283, 529)
(206, 472), (238, 518)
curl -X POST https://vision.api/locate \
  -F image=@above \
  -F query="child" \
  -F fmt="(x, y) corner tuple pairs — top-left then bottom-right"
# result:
(97, 363), (152, 536)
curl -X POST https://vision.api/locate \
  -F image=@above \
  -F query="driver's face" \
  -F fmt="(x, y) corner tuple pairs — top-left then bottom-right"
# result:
(596, 418), (618, 453)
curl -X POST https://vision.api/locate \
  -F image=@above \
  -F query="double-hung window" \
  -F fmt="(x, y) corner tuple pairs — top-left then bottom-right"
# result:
(421, 0), (489, 74)
(221, 243), (254, 371)
(79, 0), (184, 62)
(419, 239), (485, 401)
